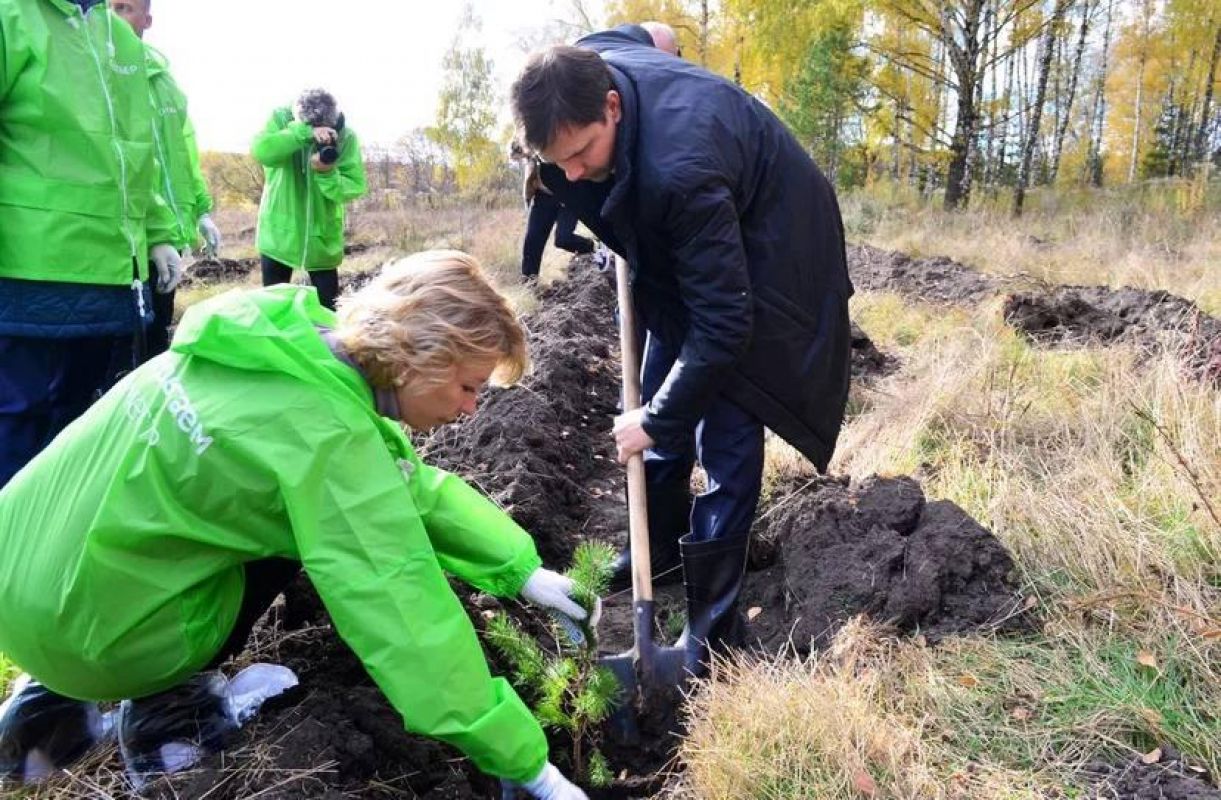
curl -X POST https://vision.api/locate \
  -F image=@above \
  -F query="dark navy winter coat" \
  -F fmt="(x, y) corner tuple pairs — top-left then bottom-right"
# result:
(540, 33), (853, 471)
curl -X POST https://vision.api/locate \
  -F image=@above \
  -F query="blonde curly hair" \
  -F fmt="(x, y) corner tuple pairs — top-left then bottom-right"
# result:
(335, 251), (528, 390)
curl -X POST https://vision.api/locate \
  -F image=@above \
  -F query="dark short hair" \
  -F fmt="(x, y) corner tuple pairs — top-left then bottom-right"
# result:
(510, 46), (612, 151)
(294, 88), (339, 128)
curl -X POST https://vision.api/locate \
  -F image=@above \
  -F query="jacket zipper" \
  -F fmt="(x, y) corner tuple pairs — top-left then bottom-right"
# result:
(80, 6), (138, 263)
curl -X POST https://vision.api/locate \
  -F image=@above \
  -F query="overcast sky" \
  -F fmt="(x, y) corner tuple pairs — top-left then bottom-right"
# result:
(149, 1), (605, 153)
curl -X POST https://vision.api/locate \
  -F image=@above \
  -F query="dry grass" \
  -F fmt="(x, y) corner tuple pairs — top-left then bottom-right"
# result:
(676, 620), (1060, 799)
(842, 179), (1221, 315)
(686, 285), (1221, 796)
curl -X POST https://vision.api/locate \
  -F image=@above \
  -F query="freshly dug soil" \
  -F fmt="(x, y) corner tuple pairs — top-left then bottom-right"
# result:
(1085, 744), (1220, 799)
(847, 243), (1000, 305)
(1003, 285), (1221, 383)
(178, 256), (259, 289)
(740, 474), (1026, 652)
(851, 321), (900, 382)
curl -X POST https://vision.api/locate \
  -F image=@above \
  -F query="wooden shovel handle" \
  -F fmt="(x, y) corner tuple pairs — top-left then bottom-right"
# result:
(614, 255), (653, 603)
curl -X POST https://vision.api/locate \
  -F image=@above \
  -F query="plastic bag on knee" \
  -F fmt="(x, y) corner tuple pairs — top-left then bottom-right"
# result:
(0, 674), (113, 783)
(117, 663), (297, 788)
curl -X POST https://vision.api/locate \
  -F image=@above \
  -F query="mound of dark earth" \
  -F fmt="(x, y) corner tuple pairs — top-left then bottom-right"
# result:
(1003, 285), (1221, 382)
(739, 474), (1025, 652)
(848, 243), (1000, 305)
(851, 321), (900, 381)
(178, 256), (258, 289)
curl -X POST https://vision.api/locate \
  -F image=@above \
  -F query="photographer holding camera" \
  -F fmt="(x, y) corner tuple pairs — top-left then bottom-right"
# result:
(253, 89), (367, 310)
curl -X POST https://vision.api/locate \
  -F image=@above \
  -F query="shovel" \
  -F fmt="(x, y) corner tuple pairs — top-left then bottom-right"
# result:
(598, 255), (687, 744)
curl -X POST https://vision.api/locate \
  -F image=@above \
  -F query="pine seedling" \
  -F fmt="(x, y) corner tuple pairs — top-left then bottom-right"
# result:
(484, 611), (546, 688)
(587, 750), (614, 789)
(482, 542), (621, 787)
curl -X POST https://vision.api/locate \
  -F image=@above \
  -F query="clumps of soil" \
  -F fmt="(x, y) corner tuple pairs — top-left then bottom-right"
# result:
(742, 475), (1027, 653)
(178, 256), (259, 289)
(156, 623), (494, 800)
(1003, 285), (1221, 383)
(1085, 744), (1220, 799)
(848, 243), (999, 305)
(851, 321), (899, 381)
(338, 268), (379, 295)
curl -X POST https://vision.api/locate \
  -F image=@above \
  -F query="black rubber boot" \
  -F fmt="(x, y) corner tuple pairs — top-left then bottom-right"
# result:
(0, 675), (109, 782)
(116, 672), (235, 788)
(609, 477), (692, 592)
(676, 532), (750, 676)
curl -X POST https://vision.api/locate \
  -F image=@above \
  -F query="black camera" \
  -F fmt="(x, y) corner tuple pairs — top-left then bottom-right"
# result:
(315, 113), (346, 165)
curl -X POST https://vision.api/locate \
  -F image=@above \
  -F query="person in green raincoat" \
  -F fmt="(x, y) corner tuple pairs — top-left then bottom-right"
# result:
(254, 88), (368, 312)
(0, 251), (591, 799)
(109, 0), (224, 357)
(0, 0), (184, 489)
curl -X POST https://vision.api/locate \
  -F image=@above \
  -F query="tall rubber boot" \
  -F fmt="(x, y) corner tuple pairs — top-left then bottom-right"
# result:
(676, 531), (750, 676)
(609, 477), (692, 592)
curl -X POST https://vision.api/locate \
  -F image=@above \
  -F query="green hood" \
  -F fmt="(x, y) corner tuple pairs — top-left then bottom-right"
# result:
(173, 285), (366, 396)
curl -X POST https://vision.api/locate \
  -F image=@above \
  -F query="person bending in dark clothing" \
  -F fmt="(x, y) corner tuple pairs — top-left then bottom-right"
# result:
(518, 155), (594, 280)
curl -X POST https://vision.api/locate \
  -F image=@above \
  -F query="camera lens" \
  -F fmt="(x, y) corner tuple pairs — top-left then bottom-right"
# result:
(318, 145), (339, 165)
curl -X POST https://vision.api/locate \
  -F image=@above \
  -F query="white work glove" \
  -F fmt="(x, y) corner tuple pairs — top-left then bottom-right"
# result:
(521, 762), (589, 800)
(520, 568), (601, 627)
(197, 214), (222, 257)
(149, 243), (183, 294)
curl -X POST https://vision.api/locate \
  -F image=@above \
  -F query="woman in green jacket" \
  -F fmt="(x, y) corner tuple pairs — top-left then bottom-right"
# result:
(0, 251), (590, 799)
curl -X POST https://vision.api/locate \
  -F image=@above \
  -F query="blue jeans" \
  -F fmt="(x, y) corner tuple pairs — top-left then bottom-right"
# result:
(640, 331), (765, 542)
(0, 335), (131, 489)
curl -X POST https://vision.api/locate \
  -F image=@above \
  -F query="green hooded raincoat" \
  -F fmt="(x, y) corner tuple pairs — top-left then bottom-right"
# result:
(0, 0), (174, 285)
(252, 107), (367, 271)
(146, 43), (213, 252)
(0, 286), (548, 782)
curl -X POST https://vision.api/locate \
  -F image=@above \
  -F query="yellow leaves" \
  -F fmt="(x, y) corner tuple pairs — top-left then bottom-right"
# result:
(956, 672), (980, 689)
(1135, 649), (1160, 671)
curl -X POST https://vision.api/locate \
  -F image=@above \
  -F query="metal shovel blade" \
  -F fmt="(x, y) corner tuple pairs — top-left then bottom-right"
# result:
(599, 599), (688, 744)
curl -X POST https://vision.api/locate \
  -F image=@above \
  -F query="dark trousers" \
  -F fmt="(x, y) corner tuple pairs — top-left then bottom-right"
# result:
(261, 255), (339, 311)
(521, 193), (594, 278)
(146, 288), (176, 358)
(0, 335), (131, 489)
(639, 331), (765, 542)
(205, 558), (302, 670)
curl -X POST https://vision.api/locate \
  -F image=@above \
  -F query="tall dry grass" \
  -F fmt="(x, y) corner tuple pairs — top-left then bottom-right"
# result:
(683, 286), (1221, 797)
(842, 177), (1221, 315)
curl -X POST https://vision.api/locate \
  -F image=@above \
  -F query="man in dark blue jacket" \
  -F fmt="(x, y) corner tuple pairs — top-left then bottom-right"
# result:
(510, 39), (852, 672)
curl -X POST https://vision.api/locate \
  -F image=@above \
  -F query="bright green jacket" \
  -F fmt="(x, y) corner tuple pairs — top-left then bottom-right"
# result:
(0, 0), (175, 285)
(253, 107), (367, 270)
(0, 286), (548, 782)
(146, 43), (213, 252)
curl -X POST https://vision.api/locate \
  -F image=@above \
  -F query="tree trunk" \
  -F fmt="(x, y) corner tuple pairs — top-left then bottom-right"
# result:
(1128, 0), (1153, 182)
(944, 0), (988, 210)
(983, 0), (1002, 192)
(1087, 0), (1115, 185)
(1015, 0), (1069, 214)
(1050, 0), (1092, 183)
(998, 40), (1017, 185)
(1194, 24), (1221, 161)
